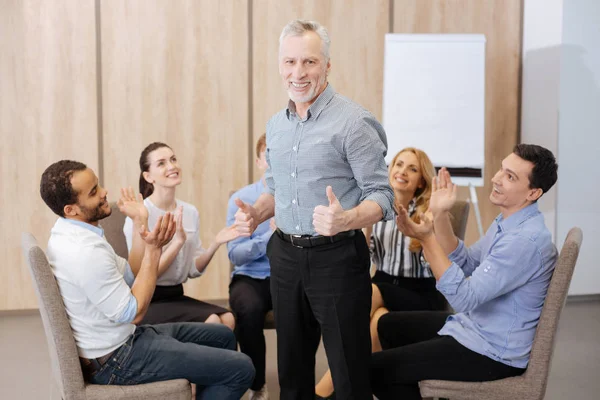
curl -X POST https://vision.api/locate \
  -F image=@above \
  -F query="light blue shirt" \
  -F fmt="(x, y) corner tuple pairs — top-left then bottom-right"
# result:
(63, 218), (137, 323)
(437, 203), (557, 368)
(265, 84), (394, 235)
(227, 180), (272, 279)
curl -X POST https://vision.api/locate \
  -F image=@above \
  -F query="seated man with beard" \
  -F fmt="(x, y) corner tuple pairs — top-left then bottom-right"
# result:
(40, 160), (254, 400)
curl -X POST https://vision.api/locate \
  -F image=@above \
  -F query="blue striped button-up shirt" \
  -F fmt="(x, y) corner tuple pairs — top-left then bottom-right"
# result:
(265, 84), (394, 235)
(437, 203), (558, 368)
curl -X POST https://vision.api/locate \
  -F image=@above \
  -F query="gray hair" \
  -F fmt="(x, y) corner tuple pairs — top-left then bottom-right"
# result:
(279, 19), (331, 61)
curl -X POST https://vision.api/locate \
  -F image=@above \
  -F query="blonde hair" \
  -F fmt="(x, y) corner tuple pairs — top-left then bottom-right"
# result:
(389, 148), (435, 252)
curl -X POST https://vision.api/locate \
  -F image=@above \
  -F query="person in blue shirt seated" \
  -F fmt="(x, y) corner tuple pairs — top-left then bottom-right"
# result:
(370, 144), (559, 400)
(226, 133), (274, 400)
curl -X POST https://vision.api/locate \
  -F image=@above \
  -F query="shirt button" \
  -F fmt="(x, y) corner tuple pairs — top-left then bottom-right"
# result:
(293, 146), (297, 151)
(296, 225), (300, 230)
(291, 172), (295, 178)
(292, 199), (296, 204)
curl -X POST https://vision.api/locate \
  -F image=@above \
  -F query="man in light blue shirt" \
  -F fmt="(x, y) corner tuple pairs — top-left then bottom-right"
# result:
(226, 134), (274, 400)
(370, 144), (559, 400)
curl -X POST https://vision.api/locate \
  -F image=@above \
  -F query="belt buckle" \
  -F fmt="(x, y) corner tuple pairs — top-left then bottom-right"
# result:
(290, 234), (304, 248)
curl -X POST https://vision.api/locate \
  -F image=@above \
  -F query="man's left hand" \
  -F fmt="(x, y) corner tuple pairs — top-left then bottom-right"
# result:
(313, 186), (347, 236)
(396, 204), (434, 241)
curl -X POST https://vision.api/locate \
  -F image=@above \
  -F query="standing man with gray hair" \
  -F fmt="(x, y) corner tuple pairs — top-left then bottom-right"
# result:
(234, 20), (394, 399)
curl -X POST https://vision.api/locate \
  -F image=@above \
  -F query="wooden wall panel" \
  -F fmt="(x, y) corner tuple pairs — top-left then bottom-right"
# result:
(393, 0), (523, 244)
(100, 0), (249, 300)
(0, 0), (98, 310)
(252, 0), (390, 180)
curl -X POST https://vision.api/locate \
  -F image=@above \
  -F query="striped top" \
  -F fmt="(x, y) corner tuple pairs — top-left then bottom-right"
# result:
(265, 84), (394, 235)
(370, 201), (433, 278)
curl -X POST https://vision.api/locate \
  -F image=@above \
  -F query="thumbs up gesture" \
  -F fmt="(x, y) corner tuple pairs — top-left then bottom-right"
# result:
(313, 186), (347, 236)
(234, 198), (259, 236)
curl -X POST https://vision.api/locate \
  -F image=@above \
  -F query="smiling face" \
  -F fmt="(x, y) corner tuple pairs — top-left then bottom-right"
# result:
(389, 151), (424, 197)
(65, 168), (111, 225)
(143, 146), (182, 190)
(490, 152), (543, 218)
(279, 31), (330, 108)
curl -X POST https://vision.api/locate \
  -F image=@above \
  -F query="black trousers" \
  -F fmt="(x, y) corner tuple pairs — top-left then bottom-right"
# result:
(140, 284), (229, 325)
(229, 274), (273, 391)
(267, 230), (373, 400)
(370, 311), (526, 400)
(371, 270), (448, 312)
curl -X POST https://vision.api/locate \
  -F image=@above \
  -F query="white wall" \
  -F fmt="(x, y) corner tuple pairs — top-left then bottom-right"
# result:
(522, 0), (600, 295)
(521, 0), (563, 240)
(556, 0), (600, 295)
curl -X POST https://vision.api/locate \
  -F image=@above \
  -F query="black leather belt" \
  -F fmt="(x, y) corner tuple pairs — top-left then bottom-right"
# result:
(276, 228), (356, 248)
(79, 348), (118, 381)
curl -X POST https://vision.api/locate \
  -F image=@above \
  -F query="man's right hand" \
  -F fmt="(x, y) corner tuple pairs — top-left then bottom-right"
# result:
(429, 167), (458, 216)
(234, 198), (259, 236)
(139, 213), (176, 249)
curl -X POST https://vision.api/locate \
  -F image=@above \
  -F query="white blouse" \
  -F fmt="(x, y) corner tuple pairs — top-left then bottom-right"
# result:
(123, 198), (204, 286)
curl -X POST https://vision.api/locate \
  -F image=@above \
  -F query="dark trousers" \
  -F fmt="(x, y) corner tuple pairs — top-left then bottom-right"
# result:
(229, 274), (273, 391)
(372, 270), (448, 311)
(267, 230), (373, 400)
(370, 312), (526, 400)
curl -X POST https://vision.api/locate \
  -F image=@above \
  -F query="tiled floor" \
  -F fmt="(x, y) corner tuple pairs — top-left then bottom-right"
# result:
(1, 299), (598, 399)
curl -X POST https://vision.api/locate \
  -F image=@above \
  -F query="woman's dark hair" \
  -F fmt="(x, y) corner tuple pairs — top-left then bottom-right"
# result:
(139, 142), (172, 199)
(40, 160), (87, 217)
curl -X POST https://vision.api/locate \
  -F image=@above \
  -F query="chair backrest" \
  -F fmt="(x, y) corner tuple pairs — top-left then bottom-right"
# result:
(522, 227), (583, 395)
(101, 202), (129, 259)
(21, 232), (86, 400)
(449, 199), (470, 240)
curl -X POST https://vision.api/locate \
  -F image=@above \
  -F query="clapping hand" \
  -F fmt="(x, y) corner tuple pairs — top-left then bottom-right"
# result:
(215, 225), (243, 245)
(139, 213), (176, 249)
(172, 206), (187, 245)
(117, 187), (148, 223)
(396, 205), (433, 241)
(429, 168), (457, 216)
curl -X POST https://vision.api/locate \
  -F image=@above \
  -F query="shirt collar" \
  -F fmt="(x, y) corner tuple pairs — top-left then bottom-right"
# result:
(63, 218), (105, 237)
(495, 202), (540, 233)
(286, 83), (335, 121)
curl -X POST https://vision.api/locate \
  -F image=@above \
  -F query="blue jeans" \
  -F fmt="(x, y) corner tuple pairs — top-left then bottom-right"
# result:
(89, 322), (255, 400)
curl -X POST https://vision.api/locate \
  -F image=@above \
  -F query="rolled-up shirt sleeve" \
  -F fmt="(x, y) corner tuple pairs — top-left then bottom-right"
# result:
(448, 238), (483, 277)
(437, 234), (542, 313)
(345, 114), (395, 221)
(228, 229), (273, 266)
(116, 260), (138, 323)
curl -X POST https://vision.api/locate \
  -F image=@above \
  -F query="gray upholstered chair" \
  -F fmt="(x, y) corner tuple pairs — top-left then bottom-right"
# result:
(100, 202), (129, 259)
(419, 227), (583, 400)
(449, 200), (470, 241)
(21, 232), (191, 400)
